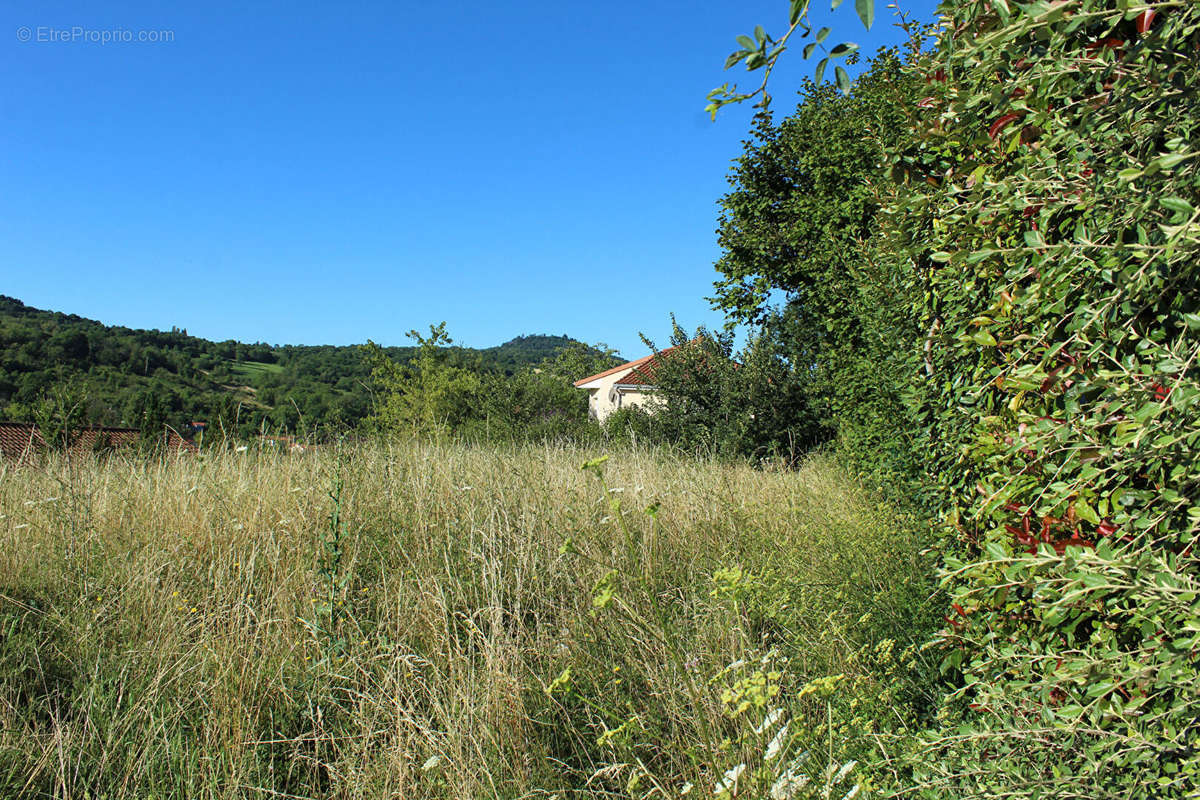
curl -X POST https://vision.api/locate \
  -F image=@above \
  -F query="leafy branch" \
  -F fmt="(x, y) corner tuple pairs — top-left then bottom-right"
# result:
(707, 0), (877, 118)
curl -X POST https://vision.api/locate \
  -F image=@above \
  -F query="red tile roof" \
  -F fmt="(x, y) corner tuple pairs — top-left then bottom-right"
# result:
(573, 345), (684, 388)
(0, 422), (196, 463)
(0, 422), (41, 462)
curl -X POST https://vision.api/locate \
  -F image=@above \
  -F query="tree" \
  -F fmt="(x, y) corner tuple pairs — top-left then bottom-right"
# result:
(363, 323), (482, 435)
(717, 2), (1200, 795)
(616, 317), (823, 462)
(707, 0), (882, 116)
(33, 382), (87, 452)
(712, 49), (928, 483)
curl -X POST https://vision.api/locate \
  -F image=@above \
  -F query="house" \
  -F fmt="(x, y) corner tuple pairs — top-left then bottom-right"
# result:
(573, 345), (683, 422)
(0, 421), (196, 463)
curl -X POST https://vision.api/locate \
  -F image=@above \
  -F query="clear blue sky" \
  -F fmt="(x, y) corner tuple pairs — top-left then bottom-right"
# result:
(3, 0), (938, 359)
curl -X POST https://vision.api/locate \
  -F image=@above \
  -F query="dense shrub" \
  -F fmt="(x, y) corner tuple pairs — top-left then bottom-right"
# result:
(713, 49), (936, 498)
(717, 1), (1198, 793)
(885, 1), (1200, 795)
(610, 319), (826, 463)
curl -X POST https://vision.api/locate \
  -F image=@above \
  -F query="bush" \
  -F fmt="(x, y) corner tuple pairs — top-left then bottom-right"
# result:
(626, 318), (827, 463)
(880, 2), (1200, 795)
(714, 2), (1199, 793)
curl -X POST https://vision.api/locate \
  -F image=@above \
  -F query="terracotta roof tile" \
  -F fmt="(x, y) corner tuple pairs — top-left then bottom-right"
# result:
(0, 422), (42, 462)
(574, 345), (684, 388)
(573, 353), (655, 387)
(0, 422), (197, 463)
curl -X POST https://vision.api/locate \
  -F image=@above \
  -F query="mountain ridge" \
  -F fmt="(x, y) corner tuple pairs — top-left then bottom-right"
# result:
(0, 295), (607, 436)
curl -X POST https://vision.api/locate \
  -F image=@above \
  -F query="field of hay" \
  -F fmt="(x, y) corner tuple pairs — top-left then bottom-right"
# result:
(0, 440), (935, 799)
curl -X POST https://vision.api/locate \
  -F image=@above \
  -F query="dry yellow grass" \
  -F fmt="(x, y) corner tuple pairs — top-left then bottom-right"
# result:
(0, 439), (933, 799)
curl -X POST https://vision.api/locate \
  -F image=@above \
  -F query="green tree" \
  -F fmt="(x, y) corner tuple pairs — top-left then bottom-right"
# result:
(719, 1), (1200, 795)
(33, 383), (87, 452)
(615, 317), (821, 462)
(363, 322), (482, 435)
(712, 49), (929, 487)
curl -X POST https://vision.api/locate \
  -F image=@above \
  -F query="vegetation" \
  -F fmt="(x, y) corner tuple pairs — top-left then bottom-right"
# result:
(603, 318), (825, 464)
(893, 2), (1200, 795)
(0, 295), (610, 438)
(0, 441), (934, 799)
(362, 323), (621, 443)
(706, 0), (1200, 795)
(2, 0), (1197, 796)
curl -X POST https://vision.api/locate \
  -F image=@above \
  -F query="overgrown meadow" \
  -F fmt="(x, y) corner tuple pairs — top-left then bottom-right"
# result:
(0, 441), (936, 799)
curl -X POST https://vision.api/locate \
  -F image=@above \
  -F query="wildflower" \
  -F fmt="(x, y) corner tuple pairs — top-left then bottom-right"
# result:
(714, 763), (745, 795)
(832, 760), (857, 784)
(755, 707), (783, 734)
(765, 723), (789, 761)
(770, 757), (810, 800)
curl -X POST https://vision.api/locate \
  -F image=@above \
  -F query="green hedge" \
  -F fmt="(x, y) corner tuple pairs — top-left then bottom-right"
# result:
(716, 1), (1199, 793)
(887, 1), (1200, 795)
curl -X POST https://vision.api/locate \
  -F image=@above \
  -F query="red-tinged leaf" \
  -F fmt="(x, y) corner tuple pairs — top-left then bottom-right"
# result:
(989, 113), (1022, 140)
(1136, 9), (1156, 34)
(1085, 36), (1126, 54)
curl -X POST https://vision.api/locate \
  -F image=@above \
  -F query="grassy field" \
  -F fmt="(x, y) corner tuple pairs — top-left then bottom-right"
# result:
(0, 440), (937, 799)
(228, 360), (286, 380)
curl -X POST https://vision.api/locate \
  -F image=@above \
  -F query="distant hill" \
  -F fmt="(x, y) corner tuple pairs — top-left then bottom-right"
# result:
(0, 296), (607, 437)
(482, 334), (586, 373)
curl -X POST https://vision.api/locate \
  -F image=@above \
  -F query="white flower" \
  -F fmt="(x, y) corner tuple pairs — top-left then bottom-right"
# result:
(832, 760), (857, 784)
(770, 767), (809, 799)
(765, 723), (789, 761)
(754, 707), (784, 734)
(771, 754), (811, 800)
(714, 763), (746, 795)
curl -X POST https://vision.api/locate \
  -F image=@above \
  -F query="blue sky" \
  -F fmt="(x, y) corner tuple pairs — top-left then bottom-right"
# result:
(2, 0), (939, 358)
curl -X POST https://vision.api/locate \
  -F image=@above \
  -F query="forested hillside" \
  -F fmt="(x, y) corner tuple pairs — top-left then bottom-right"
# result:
(0, 296), (604, 436)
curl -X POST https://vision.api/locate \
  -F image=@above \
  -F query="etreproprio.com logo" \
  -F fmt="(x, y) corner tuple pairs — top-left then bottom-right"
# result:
(16, 26), (175, 44)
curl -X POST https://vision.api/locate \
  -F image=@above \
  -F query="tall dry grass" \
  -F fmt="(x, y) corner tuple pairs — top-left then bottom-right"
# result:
(0, 439), (936, 799)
